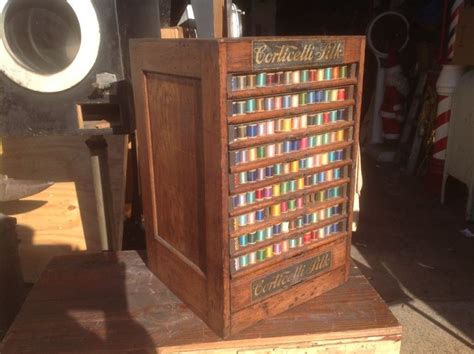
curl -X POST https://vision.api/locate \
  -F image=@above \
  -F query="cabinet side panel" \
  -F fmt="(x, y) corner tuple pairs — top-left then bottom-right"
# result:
(146, 73), (207, 272)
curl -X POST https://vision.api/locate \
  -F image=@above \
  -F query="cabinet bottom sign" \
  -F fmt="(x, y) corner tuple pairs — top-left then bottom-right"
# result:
(251, 251), (332, 301)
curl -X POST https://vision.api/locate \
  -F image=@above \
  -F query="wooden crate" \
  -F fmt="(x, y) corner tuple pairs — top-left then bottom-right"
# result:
(130, 36), (365, 337)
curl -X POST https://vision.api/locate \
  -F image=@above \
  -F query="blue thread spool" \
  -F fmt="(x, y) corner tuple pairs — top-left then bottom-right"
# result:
(232, 195), (240, 208)
(329, 151), (335, 162)
(291, 140), (299, 151)
(273, 223), (282, 235)
(319, 172), (326, 183)
(265, 166), (274, 178)
(283, 141), (291, 153)
(247, 124), (257, 137)
(302, 214), (309, 225)
(315, 90), (324, 102)
(239, 234), (248, 247)
(231, 76), (238, 90)
(334, 168), (341, 179)
(338, 109), (345, 120)
(256, 209), (265, 222)
(234, 151), (241, 165)
(299, 158), (307, 169)
(308, 91), (316, 104)
(283, 95), (291, 108)
(336, 150), (343, 160)
(264, 97), (274, 111)
(247, 169), (257, 182)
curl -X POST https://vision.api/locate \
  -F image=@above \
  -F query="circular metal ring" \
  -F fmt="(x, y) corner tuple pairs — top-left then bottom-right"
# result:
(0, 0), (100, 93)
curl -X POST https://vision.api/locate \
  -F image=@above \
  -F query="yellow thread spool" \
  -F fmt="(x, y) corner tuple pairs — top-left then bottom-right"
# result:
(297, 177), (305, 190)
(273, 184), (280, 196)
(248, 147), (257, 161)
(291, 160), (299, 173)
(271, 204), (281, 216)
(337, 130), (345, 141)
(283, 118), (292, 132)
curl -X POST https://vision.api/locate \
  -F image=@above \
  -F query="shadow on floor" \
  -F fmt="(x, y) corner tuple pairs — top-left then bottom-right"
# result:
(352, 157), (474, 350)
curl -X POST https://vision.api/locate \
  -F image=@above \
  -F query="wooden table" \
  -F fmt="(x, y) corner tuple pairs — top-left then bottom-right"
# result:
(1, 251), (401, 353)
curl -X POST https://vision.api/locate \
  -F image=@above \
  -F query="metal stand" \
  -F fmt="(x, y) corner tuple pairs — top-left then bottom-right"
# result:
(86, 135), (115, 251)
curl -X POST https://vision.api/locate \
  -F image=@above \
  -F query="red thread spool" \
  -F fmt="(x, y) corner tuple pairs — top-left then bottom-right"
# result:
(280, 200), (288, 213)
(255, 188), (264, 201)
(323, 112), (330, 123)
(304, 232), (312, 244)
(267, 73), (276, 86)
(309, 69), (317, 81)
(337, 88), (346, 100)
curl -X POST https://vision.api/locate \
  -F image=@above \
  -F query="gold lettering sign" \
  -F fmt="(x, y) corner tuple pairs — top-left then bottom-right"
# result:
(251, 251), (332, 301)
(252, 40), (345, 70)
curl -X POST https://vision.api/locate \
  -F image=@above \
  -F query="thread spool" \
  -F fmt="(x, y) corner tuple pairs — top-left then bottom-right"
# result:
(309, 69), (317, 81)
(274, 96), (282, 110)
(276, 71), (284, 84)
(265, 97), (274, 111)
(317, 69), (324, 81)
(267, 120), (274, 134)
(340, 65), (348, 78)
(267, 72), (275, 86)
(337, 88), (346, 100)
(256, 73), (266, 87)
(291, 94), (299, 107)
(292, 70), (300, 84)
(248, 74), (256, 88)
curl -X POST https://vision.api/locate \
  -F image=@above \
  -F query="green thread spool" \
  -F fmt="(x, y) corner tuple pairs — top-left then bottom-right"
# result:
(288, 199), (296, 211)
(281, 181), (289, 194)
(274, 163), (283, 175)
(309, 135), (317, 147)
(301, 69), (309, 82)
(257, 249), (266, 261)
(248, 232), (257, 244)
(257, 146), (266, 158)
(288, 180), (296, 192)
(240, 254), (249, 267)
(323, 133), (330, 145)
(299, 92), (307, 105)
(256, 73), (266, 87)
(238, 172), (247, 184)
(246, 191), (256, 204)
(284, 71), (292, 84)
(340, 65), (348, 78)
(324, 67), (332, 80)
(256, 229), (266, 242)
(315, 113), (323, 125)
(246, 98), (256, 113)
(289, 238), (298, 248)
(296, 217), (304, 228)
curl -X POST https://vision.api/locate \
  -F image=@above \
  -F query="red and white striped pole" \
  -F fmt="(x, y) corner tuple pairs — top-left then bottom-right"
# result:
(428, 65), (464, 188)
(447, 0), (465, 60)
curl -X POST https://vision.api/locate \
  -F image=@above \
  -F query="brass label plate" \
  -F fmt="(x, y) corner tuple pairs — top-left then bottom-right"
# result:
(252, 40), (345, 70)
(251, 251), (332, 302)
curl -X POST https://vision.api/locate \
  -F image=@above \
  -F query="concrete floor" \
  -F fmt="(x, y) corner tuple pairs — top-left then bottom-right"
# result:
(352, 157), (474, 353)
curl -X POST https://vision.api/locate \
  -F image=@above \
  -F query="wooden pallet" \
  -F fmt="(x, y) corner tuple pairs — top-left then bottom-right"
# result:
(0, 251), (401, 353)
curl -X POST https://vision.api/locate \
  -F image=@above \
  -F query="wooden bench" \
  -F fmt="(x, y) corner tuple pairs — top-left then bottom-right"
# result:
(1, 251), (401, 353)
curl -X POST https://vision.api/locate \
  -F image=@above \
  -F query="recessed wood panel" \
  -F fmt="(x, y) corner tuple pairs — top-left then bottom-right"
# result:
(146, 73), (207, 272)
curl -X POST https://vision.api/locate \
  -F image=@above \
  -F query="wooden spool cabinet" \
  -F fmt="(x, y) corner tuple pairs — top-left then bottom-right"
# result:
(131, 36), (366, 337)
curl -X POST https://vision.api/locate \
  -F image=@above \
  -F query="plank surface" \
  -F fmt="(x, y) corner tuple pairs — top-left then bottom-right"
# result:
(1, 251), (401, 353)
(0, 135), (128, 282)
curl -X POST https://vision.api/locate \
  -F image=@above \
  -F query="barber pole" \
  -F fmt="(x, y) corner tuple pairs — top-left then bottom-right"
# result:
(447, 0), (464, 60)
(428, 64), (464, 189)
